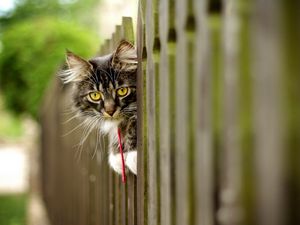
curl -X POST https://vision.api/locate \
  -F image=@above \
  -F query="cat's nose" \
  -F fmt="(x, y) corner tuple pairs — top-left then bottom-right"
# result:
(104, 100), (116, 116)
(105, 108), (116, 116)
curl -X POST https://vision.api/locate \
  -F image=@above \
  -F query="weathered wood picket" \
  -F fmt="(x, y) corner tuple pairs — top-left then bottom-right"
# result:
(41, 0), (300, 225)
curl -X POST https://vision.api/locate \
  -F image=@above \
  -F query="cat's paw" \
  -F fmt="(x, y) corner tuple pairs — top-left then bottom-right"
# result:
(125, 150), (137, 175)
(109, 153), (127, 174)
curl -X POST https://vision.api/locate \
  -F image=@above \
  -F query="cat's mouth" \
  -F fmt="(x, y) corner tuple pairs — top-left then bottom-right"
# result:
(102, 108), (122, 120)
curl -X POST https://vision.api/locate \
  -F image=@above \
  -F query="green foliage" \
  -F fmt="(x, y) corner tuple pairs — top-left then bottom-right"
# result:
(0, 0), (99, 31)
(0, 94), (23, 139)
(0, 17), (99, 118)
(0, 194), (27, 225)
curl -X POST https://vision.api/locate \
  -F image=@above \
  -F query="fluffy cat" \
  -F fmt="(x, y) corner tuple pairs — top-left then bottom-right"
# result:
(60, 40), (138, 175)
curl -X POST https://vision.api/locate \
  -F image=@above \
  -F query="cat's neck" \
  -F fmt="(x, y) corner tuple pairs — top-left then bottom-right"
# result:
(101, 120), (121, 134)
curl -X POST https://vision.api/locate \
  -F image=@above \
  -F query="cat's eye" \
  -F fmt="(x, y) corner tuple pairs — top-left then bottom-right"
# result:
(89, 92), (101, 101)
(117, 87), (129, 97)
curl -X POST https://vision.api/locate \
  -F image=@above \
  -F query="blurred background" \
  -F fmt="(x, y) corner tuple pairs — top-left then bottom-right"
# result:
(0, 0), (136, 224)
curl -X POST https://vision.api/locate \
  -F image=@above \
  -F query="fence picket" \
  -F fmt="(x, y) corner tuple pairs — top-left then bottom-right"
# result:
(252, 1), (285, 225)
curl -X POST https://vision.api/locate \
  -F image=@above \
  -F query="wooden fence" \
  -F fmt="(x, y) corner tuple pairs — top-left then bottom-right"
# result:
(41, 0), (300, 225)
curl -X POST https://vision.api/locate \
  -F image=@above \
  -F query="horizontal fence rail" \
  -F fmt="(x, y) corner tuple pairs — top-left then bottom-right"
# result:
(41, 0), (300, 225)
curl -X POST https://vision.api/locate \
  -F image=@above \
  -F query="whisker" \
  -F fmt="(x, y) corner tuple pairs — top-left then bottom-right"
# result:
(62, 118), (88, 137)
(62, 108), (76, 115)
(72, 117), (99, 161)
(92, 128), (100, 159)
(85, 71), (98, 84)
(82, 79), (96, 86)
(62, 113), (79, 124)
(98, 68), (110, 77)
(78, 118), (98, 145)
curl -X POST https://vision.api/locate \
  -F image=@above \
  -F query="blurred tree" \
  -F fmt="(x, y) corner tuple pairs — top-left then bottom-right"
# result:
(0, 0), (101, 118)
(0, 17), (99, 118)
(0, 0), (99, 31)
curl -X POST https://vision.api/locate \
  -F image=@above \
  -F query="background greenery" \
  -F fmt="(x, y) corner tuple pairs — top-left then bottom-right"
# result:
(0, 0), (100, 118)
(0, 94), (23, 139)
(0, 17), (98, 117)
(0, 194), (27, 225)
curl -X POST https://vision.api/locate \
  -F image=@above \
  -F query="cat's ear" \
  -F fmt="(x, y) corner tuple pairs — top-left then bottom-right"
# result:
(59, 50), (93, 84)
(111, 40), (137, 71)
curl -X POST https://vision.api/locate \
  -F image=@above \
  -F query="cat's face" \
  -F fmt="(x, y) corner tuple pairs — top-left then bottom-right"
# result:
(61, 41), (137, 125)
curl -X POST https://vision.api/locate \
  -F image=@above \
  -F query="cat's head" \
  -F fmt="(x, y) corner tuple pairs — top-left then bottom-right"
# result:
(60, 40), (137, 127)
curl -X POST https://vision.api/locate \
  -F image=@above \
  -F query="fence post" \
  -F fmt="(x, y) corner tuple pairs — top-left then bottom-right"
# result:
(282, 2), (300, 224)
(136, 1), (147, 225)
(218, 1), (243, 225)
(193, 0), (214, 225)
(252, 1), (285, 225)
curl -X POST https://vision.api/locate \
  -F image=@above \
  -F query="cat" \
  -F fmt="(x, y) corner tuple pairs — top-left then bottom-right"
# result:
(59, 40), (138, 175)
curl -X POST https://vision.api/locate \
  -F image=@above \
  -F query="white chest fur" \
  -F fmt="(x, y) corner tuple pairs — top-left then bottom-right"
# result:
(109, 151), (137, 175)
(101, 120), (137, 175)
(101, 120), (120, 134)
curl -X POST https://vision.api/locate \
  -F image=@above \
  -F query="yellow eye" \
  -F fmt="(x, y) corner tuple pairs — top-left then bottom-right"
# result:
(89, 92), (101, 101)
(117, 87), (129, 97)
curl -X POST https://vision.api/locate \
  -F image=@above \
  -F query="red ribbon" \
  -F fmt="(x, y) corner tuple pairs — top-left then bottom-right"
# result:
(117, 128), (126, 183)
